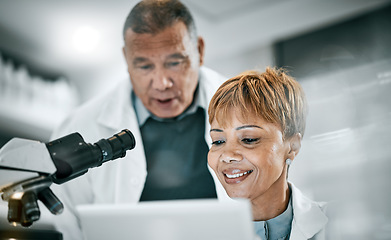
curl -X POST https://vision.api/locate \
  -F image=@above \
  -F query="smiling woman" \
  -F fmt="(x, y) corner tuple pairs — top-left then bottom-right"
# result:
(207, 67), (328, 240)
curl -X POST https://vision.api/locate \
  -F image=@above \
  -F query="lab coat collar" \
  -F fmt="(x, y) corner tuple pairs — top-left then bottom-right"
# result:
(289, 182), (328, 240)
(198, 67), (217, 111)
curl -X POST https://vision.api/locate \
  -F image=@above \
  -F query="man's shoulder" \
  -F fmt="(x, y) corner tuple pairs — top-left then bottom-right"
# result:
(50, 101), (103, 140)
(200, 66), (227, 83)
(74, 78), (129, 110)
(51, 79), (132, 139)
(199, 66), (227, 95)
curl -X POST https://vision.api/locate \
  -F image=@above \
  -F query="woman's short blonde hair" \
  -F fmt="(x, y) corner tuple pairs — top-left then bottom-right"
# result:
(208, 67), (308, 139)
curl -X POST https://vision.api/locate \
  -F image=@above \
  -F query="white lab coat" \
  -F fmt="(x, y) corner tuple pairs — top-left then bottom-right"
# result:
(289, 182), (328, 240)
(252, 182), (328, 240)
(47, 67), (227, 240)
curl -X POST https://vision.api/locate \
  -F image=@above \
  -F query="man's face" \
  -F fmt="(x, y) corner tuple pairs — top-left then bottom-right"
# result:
(123, 22), (204, 118)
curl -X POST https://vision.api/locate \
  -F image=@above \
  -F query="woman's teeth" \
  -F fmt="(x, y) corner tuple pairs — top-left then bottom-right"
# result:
(225, 170), (253, 179)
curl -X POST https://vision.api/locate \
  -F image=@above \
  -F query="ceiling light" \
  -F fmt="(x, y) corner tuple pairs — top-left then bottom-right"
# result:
(71, 25), (100, 54)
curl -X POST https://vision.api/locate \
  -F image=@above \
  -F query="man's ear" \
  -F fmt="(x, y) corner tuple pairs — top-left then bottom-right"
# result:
(287, 133), (302, 161)
(197, 36), (205, 66)
(122, 46), (131, 75)
(122, 46), (127, 60)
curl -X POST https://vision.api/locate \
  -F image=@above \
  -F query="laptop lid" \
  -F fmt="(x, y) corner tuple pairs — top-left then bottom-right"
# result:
(77, 199), (255, 240)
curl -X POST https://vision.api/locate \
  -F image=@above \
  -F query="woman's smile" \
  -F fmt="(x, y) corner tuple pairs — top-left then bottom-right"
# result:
(222, 169), (254, 184)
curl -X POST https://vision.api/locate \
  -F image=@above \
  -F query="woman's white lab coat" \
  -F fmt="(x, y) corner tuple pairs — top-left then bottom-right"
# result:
(251, 183), (328, 240)
(289, 183), (328, 240)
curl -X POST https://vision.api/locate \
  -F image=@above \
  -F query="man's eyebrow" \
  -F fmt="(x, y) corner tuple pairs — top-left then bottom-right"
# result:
(210, 128), (223, 133)
(132, 57), (149, 65)
(235, 125), (263, 130)
(167, 53), (187, 59)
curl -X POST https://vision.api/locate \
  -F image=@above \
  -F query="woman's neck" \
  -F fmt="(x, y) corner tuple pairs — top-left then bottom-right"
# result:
(251, 175), (290, 221)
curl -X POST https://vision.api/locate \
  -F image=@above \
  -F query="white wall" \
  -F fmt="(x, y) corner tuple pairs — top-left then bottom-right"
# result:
(206, 44), (275, 79)
(290, 59), (391, 238)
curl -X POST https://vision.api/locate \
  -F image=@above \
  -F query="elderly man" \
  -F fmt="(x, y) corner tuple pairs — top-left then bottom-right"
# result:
(50, 0), (226, 239)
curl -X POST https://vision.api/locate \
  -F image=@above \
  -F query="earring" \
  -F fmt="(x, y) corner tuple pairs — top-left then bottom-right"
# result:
(285, 159), (292, 166)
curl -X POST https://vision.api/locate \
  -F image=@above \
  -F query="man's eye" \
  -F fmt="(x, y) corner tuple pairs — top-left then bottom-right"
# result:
(242, 138), (259, 144)
(139, 64), (153, 70)
(166, 61), (181, 68)
(212, 140), (225, 145)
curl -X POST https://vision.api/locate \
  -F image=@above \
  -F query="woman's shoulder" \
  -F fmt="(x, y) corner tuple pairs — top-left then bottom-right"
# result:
(289, 182), (328, 240)
(290, 182), (327, 210)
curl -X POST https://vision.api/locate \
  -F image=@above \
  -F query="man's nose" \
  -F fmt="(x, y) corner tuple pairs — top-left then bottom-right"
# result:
(152, 69), (173, 91)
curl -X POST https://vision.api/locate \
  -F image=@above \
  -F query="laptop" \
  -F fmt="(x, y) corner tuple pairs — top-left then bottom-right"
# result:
(76, 199), (255, 240)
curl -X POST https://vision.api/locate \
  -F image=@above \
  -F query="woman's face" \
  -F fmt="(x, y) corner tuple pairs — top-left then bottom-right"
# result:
(208, 109), (294, 201)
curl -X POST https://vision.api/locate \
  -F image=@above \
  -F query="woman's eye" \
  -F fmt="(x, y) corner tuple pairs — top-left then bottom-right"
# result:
(212, 140), (225, 145)
(242, 138), (259, 144)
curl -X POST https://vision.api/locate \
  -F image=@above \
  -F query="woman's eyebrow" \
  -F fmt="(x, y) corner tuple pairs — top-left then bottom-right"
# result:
(236, 125), (263, 130)
(210, 128), (223, 133)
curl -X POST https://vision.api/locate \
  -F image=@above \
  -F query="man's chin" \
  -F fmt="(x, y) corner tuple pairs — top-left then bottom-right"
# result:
(149, 100), (188, 119)
(150, 108), (183, 119)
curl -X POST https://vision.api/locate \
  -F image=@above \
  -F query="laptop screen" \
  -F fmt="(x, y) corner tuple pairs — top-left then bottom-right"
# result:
(77, 199), (255, 240)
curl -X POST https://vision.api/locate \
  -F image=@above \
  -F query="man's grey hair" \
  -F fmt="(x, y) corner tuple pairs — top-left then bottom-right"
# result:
(123, 0), (197, 42)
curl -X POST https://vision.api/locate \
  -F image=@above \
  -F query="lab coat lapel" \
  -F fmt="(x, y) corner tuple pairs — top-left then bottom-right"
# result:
(96, 80), (131, 130)
(198, 67), (229, 200)
(198, 67), (227, 149)
(94, 79), (147, 203)
(289, 183), (328, 240)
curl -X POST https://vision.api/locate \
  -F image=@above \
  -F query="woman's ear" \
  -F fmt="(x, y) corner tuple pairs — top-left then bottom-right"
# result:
(287, 133), (302, 161)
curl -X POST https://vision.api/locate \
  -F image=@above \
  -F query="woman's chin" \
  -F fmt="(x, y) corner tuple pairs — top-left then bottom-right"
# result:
(226, 190), (250, 200)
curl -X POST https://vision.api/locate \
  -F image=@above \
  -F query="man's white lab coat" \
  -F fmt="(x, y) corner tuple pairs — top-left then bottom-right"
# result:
(49, 67), (227, 240)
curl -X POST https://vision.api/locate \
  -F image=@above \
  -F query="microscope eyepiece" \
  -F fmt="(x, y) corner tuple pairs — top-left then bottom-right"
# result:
(47, 129), (136, 184)
(95, 129), (136, 162)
